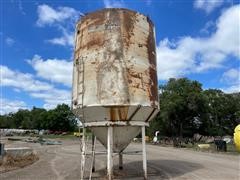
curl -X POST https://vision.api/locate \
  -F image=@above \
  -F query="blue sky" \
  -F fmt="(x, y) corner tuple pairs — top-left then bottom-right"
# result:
(0, 0), (239, 114)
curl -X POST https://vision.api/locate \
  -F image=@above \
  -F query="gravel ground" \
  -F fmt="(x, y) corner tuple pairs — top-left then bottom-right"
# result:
(0, 137), (239, 180)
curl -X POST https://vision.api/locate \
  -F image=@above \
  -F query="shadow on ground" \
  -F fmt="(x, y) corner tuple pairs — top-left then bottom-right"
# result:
(90, 159), (203, 179)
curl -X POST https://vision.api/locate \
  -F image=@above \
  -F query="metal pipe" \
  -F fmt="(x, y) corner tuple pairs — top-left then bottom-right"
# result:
(142, 126), (147, 180)
(80, 127), (86, 180)
(84, 121), (149, 127)
(92, 135), (96, 172)
(107, 126), (113, 180)
(119, 153), (123, 170)
(89, 135), (96, 180)
(84, 150), (142, 155)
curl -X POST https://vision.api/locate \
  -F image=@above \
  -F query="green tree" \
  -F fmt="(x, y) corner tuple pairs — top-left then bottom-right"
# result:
(30, 107), (47, 130)
(203, 90), (240, 136)
(44, 104), (76, 131)
(0, 104), (77, 131)
(0, 113), (15, 128)
(149, 78), (208, 137)
(12, 109), (31, 129)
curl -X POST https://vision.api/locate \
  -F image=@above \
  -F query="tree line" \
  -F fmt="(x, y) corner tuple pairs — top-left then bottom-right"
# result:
(1, 78), (239, 136)
(148, 78), (240, 138)
(0, 104), (77, 132)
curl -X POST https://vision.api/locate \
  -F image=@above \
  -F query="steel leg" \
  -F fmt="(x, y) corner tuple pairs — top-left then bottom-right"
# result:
(80, 127), (86, 180)
(107, 126), (113, 180)
(89, 135), (96, 180)
(119, 153), (123, 170)
(142, 126), (147, 179)
(92, 135), (96, 172)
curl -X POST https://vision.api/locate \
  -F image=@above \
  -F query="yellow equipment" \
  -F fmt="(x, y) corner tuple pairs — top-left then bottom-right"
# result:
(233, 124), (240, 152)
(198, 144), (210, 149)
(74, 132), (81, 137)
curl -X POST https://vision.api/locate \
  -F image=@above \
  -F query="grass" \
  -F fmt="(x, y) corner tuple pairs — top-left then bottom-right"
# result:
(183, 143), (239, 155)
(226, 144), (239, 153)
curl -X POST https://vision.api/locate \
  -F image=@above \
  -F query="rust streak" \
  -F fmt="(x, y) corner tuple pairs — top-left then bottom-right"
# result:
(122, 10), (136, 48)
(109, 106), (129, 121)
(147, 18), (158, 107)
(118, 106), (129, 120)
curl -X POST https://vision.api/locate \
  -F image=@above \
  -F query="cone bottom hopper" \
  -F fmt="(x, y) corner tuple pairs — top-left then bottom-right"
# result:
(73, 105), (159, 152)
(90, 126), (140, 152)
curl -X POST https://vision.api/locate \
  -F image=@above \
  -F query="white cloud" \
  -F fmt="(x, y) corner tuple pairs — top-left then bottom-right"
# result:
(221, 68), (240, 93)
(103, 0), (125, 8)
(157, 5), (240, 80)
(30, 89), (71, 110)
(47, 28), (74, 46)
(17, 0), (26, 15)
(47, 36), (71, 46)
(0, 98), (28, 115)
(27, 55), (72, 87)
(36, 4), (81, 47)
(194, 0), (224, 13)
(200, 21), (215, 34)
(221, 84), (240, 93)
(221, 68), (240, 84)
(1, 65), (53, 92)
(5, 37), (15, 46)
(36, 4), (79, 27)
(1, 65), (71, 110)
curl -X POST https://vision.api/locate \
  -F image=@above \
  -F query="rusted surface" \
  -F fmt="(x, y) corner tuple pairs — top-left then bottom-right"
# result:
(147, 18), (158, 107)
(109, 106), (129, 121)
(96, 10), (130, 105)
(72, 8), (159, 122)
(122, 10), (136, 48)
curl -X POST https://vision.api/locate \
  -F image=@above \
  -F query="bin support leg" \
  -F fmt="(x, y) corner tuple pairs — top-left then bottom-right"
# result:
(80, 127), (86, 180)
(119, 153), (123, 170)
(107, 126), (113, 180)
(91, 135), (96, 172)
(142, 126), (147, 180)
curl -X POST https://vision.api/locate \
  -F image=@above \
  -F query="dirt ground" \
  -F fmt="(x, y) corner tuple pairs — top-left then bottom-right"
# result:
(0, 137), (239, 180)
(0, 153), (39, 173)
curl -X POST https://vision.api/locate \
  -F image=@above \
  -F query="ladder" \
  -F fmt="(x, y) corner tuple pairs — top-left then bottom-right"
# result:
(77, 56), (96, 180)
(77, 56), (85, 179)
(77, 56), (85, 110)
(79, 126), (96, 180)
